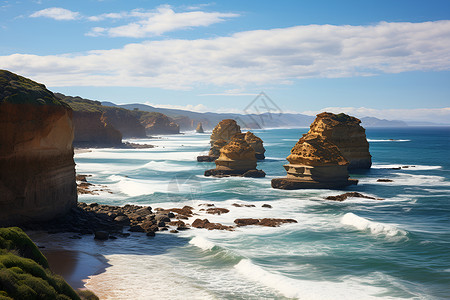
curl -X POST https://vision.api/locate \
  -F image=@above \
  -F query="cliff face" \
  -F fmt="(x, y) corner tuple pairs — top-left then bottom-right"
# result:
(56, 94), (146, 143)
(0, 70), (77, 226)
(140, 112), (180, 135)
(306, 112), (372, 169)
(72, 111), (122, 146)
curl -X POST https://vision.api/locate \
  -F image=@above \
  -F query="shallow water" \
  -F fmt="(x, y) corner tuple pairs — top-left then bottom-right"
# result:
(63, 127), (449, 299)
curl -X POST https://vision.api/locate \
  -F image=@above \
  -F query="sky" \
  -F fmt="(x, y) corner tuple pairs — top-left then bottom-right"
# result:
(1, 0), (449, 123)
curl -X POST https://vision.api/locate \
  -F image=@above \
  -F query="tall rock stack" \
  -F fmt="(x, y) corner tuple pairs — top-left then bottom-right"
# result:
(245, 131), (266, 160)
(271, 135), (357, 189)
(0, 70), (77, 226)
(196, 122), (204, 133)
(205, 133), (265, 178)
(306, 112), (371, 169)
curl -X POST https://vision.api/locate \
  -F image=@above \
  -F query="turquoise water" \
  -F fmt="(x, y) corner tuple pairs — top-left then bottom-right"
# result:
(72, 127), (449, 299)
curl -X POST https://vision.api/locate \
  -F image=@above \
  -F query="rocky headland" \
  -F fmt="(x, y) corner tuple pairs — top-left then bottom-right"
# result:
(306, 112), (372, 169)
(138, 111), (180, 135)
(271, 135), (357, 189)
(205, 133), (265, 177)
(0, 70), (77, 226)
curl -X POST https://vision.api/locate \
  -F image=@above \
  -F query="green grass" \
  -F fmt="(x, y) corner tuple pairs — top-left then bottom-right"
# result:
(0, 227), (82, 299)
(0, 70), (69, 108)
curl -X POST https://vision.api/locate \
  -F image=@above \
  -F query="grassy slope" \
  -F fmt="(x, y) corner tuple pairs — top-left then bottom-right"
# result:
(0, 227), (90, 300)
(0, 70), (69, 108)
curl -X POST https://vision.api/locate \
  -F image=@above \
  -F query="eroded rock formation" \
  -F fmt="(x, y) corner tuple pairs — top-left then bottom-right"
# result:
(271, 135), (357, 189)
(306, 112), (371, 169)
(196, 122), (204, 133)
(72, 111), (122, 146)
(0, 70), (77, 226)
(210, 119), (241, 145)
(245, 131), (266, 160)
(205, 133), (265, 177)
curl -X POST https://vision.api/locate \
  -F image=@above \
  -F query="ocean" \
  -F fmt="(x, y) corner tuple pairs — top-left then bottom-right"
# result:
(39, 127), (450, 299)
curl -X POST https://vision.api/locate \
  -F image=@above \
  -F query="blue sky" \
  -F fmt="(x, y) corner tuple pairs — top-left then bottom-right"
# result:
(1, 0), (449, 122)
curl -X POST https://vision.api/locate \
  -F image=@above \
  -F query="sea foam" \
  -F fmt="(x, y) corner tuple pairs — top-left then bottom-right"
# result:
(189, 236), (216, 251)
(340, 213), (407, 237)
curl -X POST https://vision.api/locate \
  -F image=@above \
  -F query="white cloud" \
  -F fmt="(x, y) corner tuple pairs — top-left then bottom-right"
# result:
(1, 21), (450, 90)
(302, 107), (450, 124)
(30, 7), (80, 20)
(86, 5), (238, 37)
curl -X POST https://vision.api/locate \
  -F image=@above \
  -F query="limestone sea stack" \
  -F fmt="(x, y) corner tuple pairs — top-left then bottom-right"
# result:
(306, 112), (371, 169)
(0, 70), (77, 225)
(271, 135), (357, 189)
(196, 122), (204, 133)
(205, 133), (265, 178)
(245, 131), (266, 160)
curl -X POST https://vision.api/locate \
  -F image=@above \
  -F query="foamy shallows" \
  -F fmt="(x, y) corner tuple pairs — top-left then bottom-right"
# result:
(340, 213), (407, 237)
(71, 127), (449, 300)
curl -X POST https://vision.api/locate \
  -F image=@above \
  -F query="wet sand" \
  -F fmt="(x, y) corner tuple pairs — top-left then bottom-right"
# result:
(42, 249), (110, 289)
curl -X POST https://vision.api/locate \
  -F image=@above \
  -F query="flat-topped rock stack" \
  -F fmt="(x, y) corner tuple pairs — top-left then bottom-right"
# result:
(205, 133), (265, 178)
(245, 131), (266, 160)
(307, 112), (371, 169)
(271, 135), (357, 189)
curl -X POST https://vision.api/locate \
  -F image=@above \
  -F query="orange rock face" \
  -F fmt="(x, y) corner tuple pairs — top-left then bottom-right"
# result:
(287, 135), (348, 166)
(210, 119), (241, 145)
(215, 133), (257, 171)
(306, 112), (371, 169)
(245, 131), (266, 160)
(0, 70), (77, 225)
(208, 139), (227, 158)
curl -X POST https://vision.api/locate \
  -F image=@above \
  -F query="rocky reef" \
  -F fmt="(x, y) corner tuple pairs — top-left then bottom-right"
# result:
(245, 131), (266, 160)
(0, 70), (77, 226)
(195, 122), (204, 133)
(271, 135), (357, 189)
(139, 112), (180, 135)
(306, 112), (371, 169)
(205, 133), (265, 177)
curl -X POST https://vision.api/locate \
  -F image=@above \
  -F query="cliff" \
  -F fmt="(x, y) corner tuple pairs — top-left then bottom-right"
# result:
(306, 112), (372, 169)
(139, 112), (180, 135)
(0, 227), (91, 299)
(0, 70), (77, 226)
(56, 94), (146, 144)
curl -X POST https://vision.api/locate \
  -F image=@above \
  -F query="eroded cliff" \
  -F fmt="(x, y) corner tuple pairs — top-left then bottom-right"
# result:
(0, 70), (77, 225)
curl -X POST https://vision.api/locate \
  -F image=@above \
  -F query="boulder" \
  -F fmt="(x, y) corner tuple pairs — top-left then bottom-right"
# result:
(306, 112), (371, 169)
(271, 135), (357, 190)
(94, 231), (109, 240)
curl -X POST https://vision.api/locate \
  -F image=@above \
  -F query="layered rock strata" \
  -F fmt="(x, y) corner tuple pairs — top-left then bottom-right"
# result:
(72, 111), (122, 146)
(306, 112), (371, 169)
(271, 135), (357, 189)
(0, 70), (77, 226)
(245, 131), (266, 160)
(140, 112), (180, 135)
(210, 119), (241, 145)
(205, 133), (265, 178)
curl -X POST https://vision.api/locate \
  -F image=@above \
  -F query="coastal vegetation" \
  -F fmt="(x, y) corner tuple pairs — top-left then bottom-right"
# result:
(0, 227), (92, 300)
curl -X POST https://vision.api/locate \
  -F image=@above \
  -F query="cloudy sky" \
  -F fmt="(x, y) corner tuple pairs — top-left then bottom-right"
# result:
(1, 0), (449, 123)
